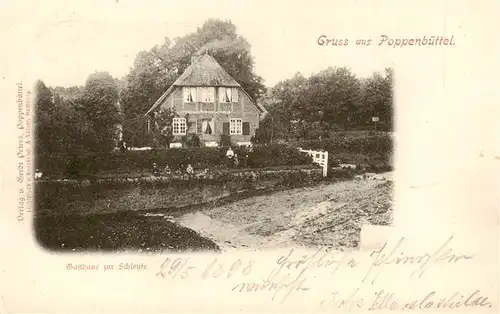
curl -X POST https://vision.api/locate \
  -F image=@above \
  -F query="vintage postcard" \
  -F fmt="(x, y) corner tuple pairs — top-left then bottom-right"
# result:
(1, 0), (498, 313)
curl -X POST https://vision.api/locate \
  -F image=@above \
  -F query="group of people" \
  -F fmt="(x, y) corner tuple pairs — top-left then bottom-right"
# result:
(225, 146), (253, 168)
(151, 146), (253, 176)
(152, 163), (195, 176)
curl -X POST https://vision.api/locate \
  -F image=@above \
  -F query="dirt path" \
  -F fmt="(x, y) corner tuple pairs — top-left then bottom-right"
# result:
(175, 172), (394, 252)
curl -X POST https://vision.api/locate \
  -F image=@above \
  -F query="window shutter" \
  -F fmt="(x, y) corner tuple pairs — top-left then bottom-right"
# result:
(196, 119), (202, 134)
(242, 122), (250, 135)
(223, 122), (230, 135)
(187, 121), (194, 133)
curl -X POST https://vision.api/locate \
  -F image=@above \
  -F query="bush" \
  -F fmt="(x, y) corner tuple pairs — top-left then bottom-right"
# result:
(242, 144), (313, 168)
(143, 132), (158, 148)
(37, 144), (315, 178)
(65, 156), (82, 178)
(182, 133), (201, 148)
(298, 134), (392, 154)
(253, 128), (270, 144)
(297, 133), (393, 171)
(219, 134), (231, 147)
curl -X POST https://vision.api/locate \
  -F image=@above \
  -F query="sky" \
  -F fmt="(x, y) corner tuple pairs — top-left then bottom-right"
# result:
(5, 0), (408, 88)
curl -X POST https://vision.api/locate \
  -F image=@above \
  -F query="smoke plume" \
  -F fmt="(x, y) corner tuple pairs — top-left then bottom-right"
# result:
(196, 36), (250, 55)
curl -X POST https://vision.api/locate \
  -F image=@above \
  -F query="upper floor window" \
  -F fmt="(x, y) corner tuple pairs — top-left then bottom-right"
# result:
(220, 87), (239, 103)
(183, 87), (197, 102)
(172, 117), (187, 135)
(198, 87), (215, 102)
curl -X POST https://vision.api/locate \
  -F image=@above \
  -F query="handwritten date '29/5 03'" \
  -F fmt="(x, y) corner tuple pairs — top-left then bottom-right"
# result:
(156, 257), (255, 280)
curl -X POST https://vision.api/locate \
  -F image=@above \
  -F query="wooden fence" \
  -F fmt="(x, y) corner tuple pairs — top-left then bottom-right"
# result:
(298, 148), (328, 177)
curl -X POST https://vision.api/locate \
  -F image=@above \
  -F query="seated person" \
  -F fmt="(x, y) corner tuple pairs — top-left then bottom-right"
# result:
(163, 165), (171, 175)
(152, 163), (160, 176)
(186, 164), (194, 175)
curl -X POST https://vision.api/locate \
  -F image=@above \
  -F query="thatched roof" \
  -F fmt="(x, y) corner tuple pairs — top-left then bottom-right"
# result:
(173, 54), (241, 87)
(145, 54), (268, 119)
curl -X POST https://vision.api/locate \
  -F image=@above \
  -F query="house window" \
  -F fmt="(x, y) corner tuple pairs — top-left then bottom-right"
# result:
(197, 118), (214, 135)
(172, 117), (187, 135)
(220, 87), (231, 103)
(183, 87), (197, 102)
(231, 88), (239, 102)
(198, 87), (214, 102)
(230, 118), (242, 135)
(220, 87), (239, 103)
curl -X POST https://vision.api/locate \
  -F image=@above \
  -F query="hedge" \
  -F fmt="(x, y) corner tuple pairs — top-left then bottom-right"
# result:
(297, 133), (393, 171)
(297, 133), (392, 154)
(36, 134), (393, 178)
(36, 144), (314, 178)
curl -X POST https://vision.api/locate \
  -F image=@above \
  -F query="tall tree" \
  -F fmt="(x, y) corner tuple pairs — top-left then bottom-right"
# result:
(307, 67), (362, 128)
(79, 71), (121, 151)
(35, 80), (91, 176)
(359, 68), (393, 130)
(266, 67), (363, 139)
(34, 80), (57, 156)
(268, 72), (308, 139)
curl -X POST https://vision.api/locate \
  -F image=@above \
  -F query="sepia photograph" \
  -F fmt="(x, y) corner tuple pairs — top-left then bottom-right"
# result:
(33, 18), (395, 253)
(3, 1), (499, 313)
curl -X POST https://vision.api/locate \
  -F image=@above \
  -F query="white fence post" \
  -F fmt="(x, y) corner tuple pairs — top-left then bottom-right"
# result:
(323, 151), (328, 177)
(298, 148), (328, 177)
